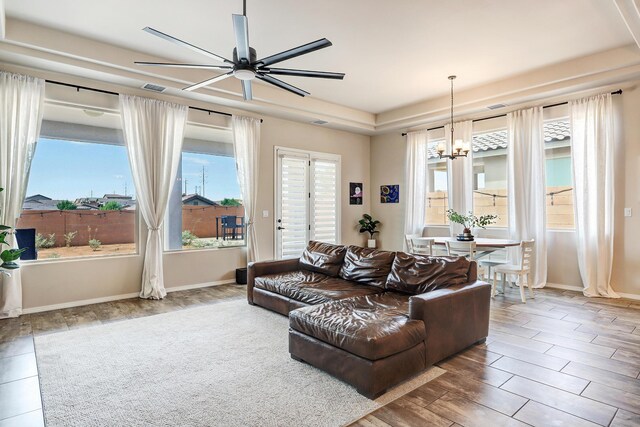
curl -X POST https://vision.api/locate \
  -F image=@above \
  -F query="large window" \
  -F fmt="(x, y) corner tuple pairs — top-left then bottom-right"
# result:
(425, 140), (449, 225)
(544, 119), (574, 229)
(472, 129), (508, 227)
(19, 134), (137, 260)
(166, 127), (244, 251)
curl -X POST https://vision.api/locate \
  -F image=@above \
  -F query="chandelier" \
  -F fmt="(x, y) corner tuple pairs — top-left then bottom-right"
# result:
(437, 75), (471, 160)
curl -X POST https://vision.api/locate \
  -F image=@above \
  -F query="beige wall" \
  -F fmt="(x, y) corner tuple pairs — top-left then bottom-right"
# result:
(370, 90), (640, 296)
(254, 117), (371, 260)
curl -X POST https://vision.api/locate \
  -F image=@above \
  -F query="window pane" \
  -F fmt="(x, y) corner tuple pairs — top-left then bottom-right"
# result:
(544, 120), (574, 229)
(425, 140), (449, 225)
(472, 129), (508, 227)
(19, 138), (136, 260)
(174, 150), (245, 250)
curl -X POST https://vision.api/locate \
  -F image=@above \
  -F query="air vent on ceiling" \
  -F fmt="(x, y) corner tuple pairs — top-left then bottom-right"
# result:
(487, 103), (507, 110)
(312, 120), (329, 125)
(141, 83), (166, 93)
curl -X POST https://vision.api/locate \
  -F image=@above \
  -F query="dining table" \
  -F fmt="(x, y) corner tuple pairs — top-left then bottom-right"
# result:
(415, 237), (520, 259)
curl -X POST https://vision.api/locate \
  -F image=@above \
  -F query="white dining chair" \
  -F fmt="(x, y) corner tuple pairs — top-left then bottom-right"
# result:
(404, 234), (417, 253)
(411, 237), (434, 255)
(492, 239), (535, 303)
(478, 255), (507, 283)
(445, 240), (477, 259)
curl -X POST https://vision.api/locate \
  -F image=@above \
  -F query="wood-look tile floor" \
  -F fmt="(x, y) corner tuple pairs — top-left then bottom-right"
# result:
(2, 284), (640, 426)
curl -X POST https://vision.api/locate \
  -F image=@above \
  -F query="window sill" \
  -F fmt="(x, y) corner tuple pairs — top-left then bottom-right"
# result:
(164, 245), (246, 255)
(20, 251), (140, 266)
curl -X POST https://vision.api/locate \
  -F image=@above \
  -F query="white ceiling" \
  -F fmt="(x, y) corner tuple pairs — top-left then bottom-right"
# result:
(4, 0), (634, 113)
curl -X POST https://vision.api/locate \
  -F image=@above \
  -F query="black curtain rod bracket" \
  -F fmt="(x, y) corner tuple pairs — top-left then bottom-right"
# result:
(401, 89), (623, 136)
(45, 79), (263, 122)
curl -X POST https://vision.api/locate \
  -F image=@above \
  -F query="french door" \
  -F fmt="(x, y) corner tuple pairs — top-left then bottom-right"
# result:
(275, 147), (341, 259)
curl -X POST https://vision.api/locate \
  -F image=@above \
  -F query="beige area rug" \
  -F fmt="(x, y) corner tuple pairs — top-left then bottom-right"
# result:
(35, 299), (444, 427)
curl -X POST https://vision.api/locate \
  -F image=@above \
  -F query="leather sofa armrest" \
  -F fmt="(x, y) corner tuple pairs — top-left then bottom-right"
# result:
(409, 279), (491, 366)
(247, 258), (300, 304)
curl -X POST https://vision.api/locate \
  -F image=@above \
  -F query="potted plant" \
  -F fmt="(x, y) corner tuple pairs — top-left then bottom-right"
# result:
(446, 209), (498, 241)
(0, 188), (26, 273)
(358, 214), (381, 248)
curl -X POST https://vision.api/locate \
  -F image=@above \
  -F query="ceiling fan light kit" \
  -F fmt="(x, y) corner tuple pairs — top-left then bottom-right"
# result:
(135, 0), (345, 101)
(437, 75), (471, 160)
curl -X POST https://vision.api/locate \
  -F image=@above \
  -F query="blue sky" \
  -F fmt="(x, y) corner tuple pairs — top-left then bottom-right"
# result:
(27, 138), (241, 201)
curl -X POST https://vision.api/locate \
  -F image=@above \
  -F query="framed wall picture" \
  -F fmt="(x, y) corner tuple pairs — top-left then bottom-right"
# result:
(380, 185), (399, 203)
(350, 182), (363, 205)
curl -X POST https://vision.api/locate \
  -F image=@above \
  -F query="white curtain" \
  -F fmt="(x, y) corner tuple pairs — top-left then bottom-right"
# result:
(404, 130), (429, 245)
(507, 107), (547, 288)
(0, 72), (45, 318)
(446, 120), (473, 236)
(570, 94), (618, 298)
(232, 115), (261, 263)
(120, 95), (187, 299)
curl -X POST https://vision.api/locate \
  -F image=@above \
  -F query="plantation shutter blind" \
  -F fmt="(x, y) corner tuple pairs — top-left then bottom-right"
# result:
(311, 158), (339, 244)
(279, 153), (309, 258)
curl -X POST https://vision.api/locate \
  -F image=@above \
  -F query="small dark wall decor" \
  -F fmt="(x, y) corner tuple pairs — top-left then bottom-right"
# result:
(350, 182), (363, 205)
(380, 185), (399, 203)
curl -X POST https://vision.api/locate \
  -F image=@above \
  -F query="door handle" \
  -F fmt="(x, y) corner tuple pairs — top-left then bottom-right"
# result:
(277, 226), (286, 230)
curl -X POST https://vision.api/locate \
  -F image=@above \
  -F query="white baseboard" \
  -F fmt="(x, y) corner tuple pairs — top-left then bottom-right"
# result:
(23, 279), (237, 314)
(616, 292), (640, 301)
(545, 282), (583, 292)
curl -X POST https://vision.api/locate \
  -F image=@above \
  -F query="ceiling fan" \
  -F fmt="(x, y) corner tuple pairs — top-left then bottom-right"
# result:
(135, 0), (345, 101)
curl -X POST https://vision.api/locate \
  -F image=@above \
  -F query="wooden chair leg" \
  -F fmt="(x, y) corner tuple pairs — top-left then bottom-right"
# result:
(501, 273), (506, 294)
(518, 274), (526, 303)
(491, 270), (497, 297)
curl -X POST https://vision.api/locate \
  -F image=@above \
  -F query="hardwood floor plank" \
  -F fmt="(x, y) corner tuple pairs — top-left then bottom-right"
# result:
(513, 400), (600, 427)
(546, 346), (640, 378)
(581, 382), (640, 417)
(573, 318), (636, 334)
(348, 414), (392, 427)
(491, 356), (589, 394)
(610, 409), (640, 427)
(427, 393), (530, 427)
(400, 382), (449, 408)
(561, 362), (640, 395)
(455, 345), (503, 365)
(500, 376), (617, 425)
(519, 315), (581, 333)
(438, 355), (513, 387)
(592, 335), (640, 354)
(486, 341), (569, 371)
(533, 332), (616, 358)
(612, 348), (640, 366)
(371, 400), (453, 427)
(489, 320), (540, 338)
(506, 304), (569, 320)
(488, 331), (553, 353)
(430, 372), (528, 416)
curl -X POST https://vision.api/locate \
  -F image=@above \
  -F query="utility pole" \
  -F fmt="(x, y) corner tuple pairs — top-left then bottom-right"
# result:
(201, 166), (207, 198)
(184, 179), (188, 195)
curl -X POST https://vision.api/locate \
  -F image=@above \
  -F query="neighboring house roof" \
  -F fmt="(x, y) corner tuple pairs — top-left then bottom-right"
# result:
(182, 194), (219, 206)
(103, 194), (132, 200)
(426, 119), (570, 159)
(24, 194), (52, 203)
(22, 195), (136, 211)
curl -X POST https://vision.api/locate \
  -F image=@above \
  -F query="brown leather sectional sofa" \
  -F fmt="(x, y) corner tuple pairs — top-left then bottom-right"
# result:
(247, 241), (491, 398)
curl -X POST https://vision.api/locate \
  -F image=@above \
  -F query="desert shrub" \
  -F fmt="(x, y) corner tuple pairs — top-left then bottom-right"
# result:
(48, 252), (61, 259)
(63, 231), (78, 248)
(99, 201), (123, 211)
(88, 239), (101, 251)
(35, 233), (56, 249)
(182, 230), (198, 246)
(56, 200), (77, 210)
(220, 198), (242, 207)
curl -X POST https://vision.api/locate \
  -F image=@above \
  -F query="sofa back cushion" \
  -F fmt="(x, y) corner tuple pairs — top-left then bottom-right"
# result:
(299, 241), (347, 277)
(339, 246), (395, 288)
(386, 252), (471, 294)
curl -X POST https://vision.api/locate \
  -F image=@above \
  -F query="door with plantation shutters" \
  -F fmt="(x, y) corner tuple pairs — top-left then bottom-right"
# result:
(275, 147), (341, 259)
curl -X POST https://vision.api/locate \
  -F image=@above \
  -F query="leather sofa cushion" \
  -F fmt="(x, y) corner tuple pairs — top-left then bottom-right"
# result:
(299, 241), (347, 277)
(290, 293), (426, 360)
(386, 252), (471, 295)
(339, 246), (395, 288)
(254, 270), (382, 306)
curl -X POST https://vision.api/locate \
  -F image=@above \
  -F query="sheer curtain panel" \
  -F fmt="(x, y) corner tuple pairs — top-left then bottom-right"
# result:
(570, 94), (618, 298)
(445, 120), (473, 236)
(507, 107), (547, 288)
(0, 72), (45, 318)
(404, 130), (429, 244)
(232, 115), (261, 263)
(120, 95), (187, 299)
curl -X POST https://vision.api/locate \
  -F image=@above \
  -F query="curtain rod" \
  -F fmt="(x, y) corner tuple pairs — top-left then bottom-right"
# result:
(45, 79), (263, 122)
(401, 89), (622, 136)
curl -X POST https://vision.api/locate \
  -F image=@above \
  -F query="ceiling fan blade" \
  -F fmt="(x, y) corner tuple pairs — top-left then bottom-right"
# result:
(135, 61), (233, 70)
(183, 71), (234, 92)
(241, 80), (253, 101)
(143, 27), (231, 63)
(232, 14), (250, 61)
(256, 38), (332, 67)
(256, 74), (309, 97)
(259, 67), (344, 80)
